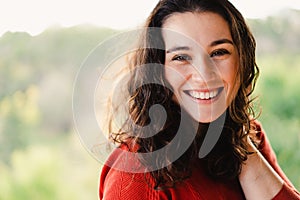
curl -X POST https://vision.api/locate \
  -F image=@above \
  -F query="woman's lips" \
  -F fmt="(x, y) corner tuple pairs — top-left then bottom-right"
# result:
(183, 87), (224, 101)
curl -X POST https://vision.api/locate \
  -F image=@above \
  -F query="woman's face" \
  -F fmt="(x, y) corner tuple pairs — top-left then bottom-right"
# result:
(162, 12), (240, 123)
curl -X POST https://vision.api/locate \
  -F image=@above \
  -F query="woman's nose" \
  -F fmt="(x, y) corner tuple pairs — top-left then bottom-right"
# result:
(189, 56), (218, 83)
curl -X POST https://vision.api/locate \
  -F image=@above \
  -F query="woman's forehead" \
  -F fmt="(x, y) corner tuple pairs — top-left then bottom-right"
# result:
(162, 12), (232, 49)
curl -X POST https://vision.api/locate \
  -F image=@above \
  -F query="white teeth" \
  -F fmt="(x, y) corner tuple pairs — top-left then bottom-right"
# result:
(205, 92), (209, 99)
(188, 89), (219, 100)
(200, 92), (205, 99)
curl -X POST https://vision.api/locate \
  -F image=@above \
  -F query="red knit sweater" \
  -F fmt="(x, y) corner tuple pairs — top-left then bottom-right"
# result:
(99, 122), (300, 199)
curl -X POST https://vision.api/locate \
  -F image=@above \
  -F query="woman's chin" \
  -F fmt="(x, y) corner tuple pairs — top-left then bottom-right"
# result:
(192, 113), (224, 123)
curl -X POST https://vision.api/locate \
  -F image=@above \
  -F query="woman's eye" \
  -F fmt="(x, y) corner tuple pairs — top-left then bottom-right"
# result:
(210, 49), (230, 58)
(172, 54), (192, 62)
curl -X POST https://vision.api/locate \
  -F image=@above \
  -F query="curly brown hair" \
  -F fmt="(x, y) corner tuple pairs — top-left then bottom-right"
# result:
(108, 0), (260, 189)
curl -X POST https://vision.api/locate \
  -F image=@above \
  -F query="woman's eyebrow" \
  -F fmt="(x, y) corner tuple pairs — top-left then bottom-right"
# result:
(166, 39), (233, 53)
(166, 46), (191, 53)
(210, 38), (233, 47)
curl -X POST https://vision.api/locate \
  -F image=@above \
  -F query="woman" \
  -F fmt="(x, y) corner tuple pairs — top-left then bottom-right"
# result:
(99, 0), (300, 199)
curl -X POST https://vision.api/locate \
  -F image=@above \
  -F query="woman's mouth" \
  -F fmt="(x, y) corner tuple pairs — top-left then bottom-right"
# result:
(184, 87), (224, 101)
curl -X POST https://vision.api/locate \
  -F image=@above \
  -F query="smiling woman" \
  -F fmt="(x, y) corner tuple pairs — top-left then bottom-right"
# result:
(99, 0), (300, 199)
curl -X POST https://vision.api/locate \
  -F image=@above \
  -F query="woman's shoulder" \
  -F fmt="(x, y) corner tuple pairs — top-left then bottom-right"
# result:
(101, 141), (145, 172)
(99, 163), (156, 199)
(99, 143), (171, 199)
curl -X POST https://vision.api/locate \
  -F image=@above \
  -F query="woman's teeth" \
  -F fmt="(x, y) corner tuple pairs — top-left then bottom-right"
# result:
(187, 89), (220, 100)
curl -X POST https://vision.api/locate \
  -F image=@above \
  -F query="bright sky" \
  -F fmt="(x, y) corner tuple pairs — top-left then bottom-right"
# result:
(0, 0), (299, 36)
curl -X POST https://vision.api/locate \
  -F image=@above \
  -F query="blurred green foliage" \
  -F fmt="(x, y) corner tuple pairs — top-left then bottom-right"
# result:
(255, 54), (300, 189)
(249, 10), (300, 189)
(0, 25), (117, 200)
(0, 135), (100, 200)
(0, 9), (299, 199)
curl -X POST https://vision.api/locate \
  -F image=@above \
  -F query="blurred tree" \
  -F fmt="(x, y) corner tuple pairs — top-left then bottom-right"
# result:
(0, 85), (40, 163)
